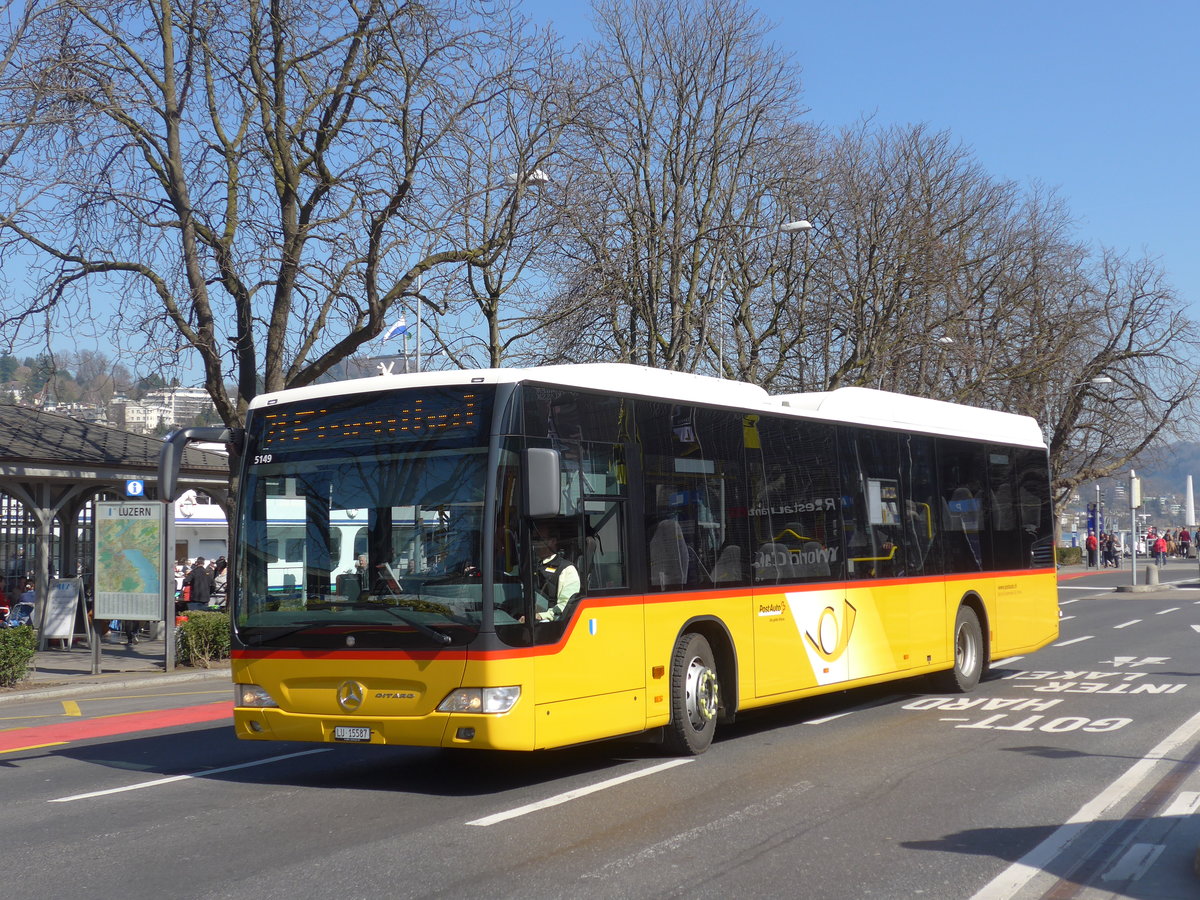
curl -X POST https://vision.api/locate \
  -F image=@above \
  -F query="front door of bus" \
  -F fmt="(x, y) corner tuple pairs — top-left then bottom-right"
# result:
(530, 499), (645, 748)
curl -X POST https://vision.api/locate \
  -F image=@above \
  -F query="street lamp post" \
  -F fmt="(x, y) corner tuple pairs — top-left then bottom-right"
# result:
(716, 219), (812, 378)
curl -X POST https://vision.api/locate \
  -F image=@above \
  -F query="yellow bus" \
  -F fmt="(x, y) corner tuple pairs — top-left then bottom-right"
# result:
(164, 364), (1058, 755)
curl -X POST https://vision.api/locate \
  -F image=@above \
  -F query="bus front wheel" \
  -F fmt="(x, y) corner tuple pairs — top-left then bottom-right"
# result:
(664, 632), (720, 755)
(936, 605), (984, 693)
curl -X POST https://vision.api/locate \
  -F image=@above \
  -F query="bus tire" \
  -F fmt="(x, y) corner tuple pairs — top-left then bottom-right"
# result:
(664, 632), (720, 755)
(936, 605), (984, 693)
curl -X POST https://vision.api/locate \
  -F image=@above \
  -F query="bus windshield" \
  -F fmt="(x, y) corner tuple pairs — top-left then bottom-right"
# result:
(234, 385), (494, 649)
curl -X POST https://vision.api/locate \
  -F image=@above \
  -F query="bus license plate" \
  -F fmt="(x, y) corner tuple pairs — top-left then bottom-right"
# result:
(334, 726), (371, 742)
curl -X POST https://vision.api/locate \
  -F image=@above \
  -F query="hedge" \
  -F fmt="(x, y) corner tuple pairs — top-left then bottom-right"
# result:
(0, 626), (37, 687)
(176, 611), (231, 667)
(1056, 546), (1083, 566)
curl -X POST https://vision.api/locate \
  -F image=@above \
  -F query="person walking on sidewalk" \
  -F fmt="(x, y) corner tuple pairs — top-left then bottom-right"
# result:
(183, 557), (213, 610)
(1085, 530), (1098, 568)
(1101, 533), (1116, 568)
(1153, 533), (1169, 567)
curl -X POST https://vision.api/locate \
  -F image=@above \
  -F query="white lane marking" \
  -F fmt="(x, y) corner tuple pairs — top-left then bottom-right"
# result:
(1059, 616), (1076, 621)
(1163, 791), (1200, 818)
(804, 711), (853, 724)
(50, 749), (331, 803)
(1100, 843), (1163, 883)
(467, 759), (692, 826)
(1113, 620), (1142, 629)
(969, 707), (1200, 900)
(1058, 595), (1087, 601)
(580, 780), (813, 878)
(1053, 636), (1094, 647)
(1156, 607), (1180, 614)
(992, 656), (1023, 666)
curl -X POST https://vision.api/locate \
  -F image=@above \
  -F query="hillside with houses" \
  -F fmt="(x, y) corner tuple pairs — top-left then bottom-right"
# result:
(0, 351), (220, 435)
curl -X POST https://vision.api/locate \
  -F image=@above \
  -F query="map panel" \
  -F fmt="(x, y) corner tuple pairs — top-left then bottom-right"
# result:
(94, 501), (164, 619)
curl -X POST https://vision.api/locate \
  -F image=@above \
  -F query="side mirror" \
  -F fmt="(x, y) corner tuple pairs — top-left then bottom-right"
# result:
(159, 426), (239, 502)
(524, 448), (561, 518)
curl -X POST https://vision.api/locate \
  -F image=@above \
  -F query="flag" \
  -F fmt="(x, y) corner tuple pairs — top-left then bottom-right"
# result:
(382, 317), (409, 340)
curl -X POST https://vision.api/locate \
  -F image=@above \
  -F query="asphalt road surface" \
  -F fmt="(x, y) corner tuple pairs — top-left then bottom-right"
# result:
(4, 565), (1200, 899)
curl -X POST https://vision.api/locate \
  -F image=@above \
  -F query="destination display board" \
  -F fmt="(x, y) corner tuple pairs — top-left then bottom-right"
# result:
(93, 501), (164, 620)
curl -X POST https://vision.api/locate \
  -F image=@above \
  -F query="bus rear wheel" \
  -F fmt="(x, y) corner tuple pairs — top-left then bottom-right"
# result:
(936, 605), (984, 693)
(664, 632), (719, 755)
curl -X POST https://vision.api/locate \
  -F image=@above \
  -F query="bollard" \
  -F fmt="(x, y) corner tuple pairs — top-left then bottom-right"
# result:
(1147, 564), (1159, 586)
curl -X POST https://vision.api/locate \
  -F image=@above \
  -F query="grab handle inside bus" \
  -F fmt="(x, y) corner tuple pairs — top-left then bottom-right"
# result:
(524, 448), (561, 518)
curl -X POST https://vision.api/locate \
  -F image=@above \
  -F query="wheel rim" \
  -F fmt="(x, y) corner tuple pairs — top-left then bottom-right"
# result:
(684, 655), (719, 730)
(955, 622), (977, 677)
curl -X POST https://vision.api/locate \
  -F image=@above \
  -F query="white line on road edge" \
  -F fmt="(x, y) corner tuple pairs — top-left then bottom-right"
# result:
(968, 707), (1200, 900)
(466, 759), (693, 826)
(50, 748), (331, 803)
(804, 711), (854, 724)
(1053, 635), (1094, 647)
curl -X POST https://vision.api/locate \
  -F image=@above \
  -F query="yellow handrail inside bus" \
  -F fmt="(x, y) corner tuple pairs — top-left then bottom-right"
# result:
(773, 528), (813, 543)
(849, 543), (897, 563)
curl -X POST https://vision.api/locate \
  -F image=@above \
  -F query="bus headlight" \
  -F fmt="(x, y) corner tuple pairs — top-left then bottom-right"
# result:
(236, 683), (279, 708)
(437, 686), (521, 714)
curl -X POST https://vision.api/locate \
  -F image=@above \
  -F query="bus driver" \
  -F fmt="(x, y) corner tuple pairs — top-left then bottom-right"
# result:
(526, 521), (580, 623)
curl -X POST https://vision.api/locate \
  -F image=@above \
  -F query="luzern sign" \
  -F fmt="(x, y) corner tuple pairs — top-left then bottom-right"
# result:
(93, 501), (164, 620)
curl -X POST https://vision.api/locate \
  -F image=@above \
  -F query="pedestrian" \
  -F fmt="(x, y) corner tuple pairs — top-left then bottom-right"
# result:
(184, 557), (213, 610)
(1181, 527), (1192, 560)
(1085, 529), (1098, 568)
(1153, 533), (1168, 567)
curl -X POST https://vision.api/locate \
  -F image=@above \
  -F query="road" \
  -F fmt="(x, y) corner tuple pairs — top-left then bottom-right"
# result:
(3, 565), (1200, 899)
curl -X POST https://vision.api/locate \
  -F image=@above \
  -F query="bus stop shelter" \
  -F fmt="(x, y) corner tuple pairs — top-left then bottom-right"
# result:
(0, 404), (229, 636)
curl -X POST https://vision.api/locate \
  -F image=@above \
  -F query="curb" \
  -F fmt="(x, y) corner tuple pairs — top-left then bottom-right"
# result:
(0, 664), (231, 706)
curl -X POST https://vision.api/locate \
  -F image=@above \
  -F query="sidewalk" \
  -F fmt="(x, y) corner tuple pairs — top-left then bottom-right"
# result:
(0, 629), (230, 704)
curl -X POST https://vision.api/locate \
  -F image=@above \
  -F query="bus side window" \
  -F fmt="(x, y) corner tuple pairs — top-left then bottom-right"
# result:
(583, 500), (626, 590)
(636, 403), (748, 590)
(898, 434), (939, 576)
(936, 439), (987, 573)
(839, 427), (904, 580)
(750, 418), (841, 584)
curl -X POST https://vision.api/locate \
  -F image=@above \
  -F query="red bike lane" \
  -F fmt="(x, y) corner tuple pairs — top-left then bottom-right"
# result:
(0, 701), (233, 754)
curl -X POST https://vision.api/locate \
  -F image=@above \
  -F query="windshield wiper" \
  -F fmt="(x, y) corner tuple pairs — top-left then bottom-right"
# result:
(376, 606), (453, 645)
(240, 621), (327, 646)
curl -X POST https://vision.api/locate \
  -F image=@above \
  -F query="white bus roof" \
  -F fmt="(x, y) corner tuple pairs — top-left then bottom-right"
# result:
(252, 364), (1046, 449)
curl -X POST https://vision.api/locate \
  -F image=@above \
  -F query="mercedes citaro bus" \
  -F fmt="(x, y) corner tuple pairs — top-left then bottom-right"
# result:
(160, 364), (1058, 755)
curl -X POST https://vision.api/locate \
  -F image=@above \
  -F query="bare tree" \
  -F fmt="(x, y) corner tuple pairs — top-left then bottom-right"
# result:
(411, 35), (581, 371)
(1020, 250), (1198, 504)
(0, 0), (564, 430)
(545, 0), (806, 371)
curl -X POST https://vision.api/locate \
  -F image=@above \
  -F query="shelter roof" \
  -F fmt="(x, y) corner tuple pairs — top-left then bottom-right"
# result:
(0, 404), (228, 489)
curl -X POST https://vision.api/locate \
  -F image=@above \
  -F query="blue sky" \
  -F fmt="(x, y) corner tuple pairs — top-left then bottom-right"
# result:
(528, 0), (1199, 313)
